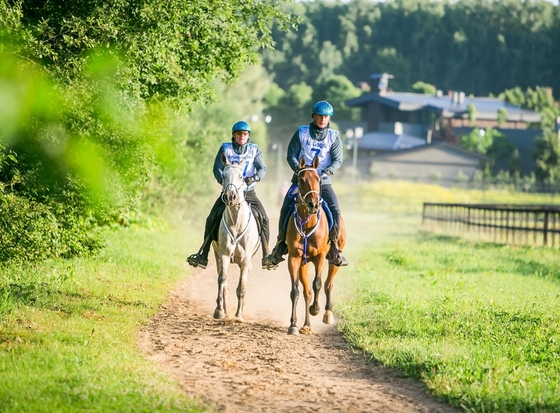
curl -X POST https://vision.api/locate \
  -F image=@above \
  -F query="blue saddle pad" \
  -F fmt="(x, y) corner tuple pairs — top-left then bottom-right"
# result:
(282, 184), (333, 232)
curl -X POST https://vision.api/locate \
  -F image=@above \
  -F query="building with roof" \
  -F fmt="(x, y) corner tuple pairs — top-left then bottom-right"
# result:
(344, 73), (544, 177)
(345, 142), (491, 187)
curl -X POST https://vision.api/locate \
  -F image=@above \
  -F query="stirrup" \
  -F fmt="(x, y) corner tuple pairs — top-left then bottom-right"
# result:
(262, 257), (278, 270)
(187, 253), (208, 269)
(265, 250), (285, 266)
(330, 254), (348, 267)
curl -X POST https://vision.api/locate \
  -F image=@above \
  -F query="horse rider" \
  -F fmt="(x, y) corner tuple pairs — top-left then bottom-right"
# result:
(187, 120), (276, 270)
(264, 100), (348, 268)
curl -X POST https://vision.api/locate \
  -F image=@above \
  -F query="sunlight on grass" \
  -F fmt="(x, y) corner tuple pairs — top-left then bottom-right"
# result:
(338, 232), (560, 413)
(0, 226), (209, 413)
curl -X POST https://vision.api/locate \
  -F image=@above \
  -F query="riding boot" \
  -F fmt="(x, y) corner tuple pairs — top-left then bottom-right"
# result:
(187, 233), (211, 269)
(260, 234), (277, 270)
(264, 230), (287, 266)
(326, 231), (348, 267)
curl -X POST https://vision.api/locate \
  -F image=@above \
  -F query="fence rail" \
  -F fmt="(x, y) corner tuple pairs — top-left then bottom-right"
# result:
(422, 203), (560, 247)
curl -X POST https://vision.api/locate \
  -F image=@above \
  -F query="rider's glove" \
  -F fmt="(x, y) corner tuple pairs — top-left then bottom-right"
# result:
(244, 175), (257, 186)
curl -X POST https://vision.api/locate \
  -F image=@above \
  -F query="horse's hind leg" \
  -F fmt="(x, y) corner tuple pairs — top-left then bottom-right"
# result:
(234, 260), (251, 321)
(322, 264), (339, 325)
(214, 257), (229, 319)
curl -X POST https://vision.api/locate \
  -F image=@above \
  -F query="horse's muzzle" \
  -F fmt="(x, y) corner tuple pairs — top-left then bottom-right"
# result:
(307, 201), (319, 214)
(225, 190), (238, 205)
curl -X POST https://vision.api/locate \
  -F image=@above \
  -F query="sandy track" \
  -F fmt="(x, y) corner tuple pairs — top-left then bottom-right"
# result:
(139, 253), (460, 413)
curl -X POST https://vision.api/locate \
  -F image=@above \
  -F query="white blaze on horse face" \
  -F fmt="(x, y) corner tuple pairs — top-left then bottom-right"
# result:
(222, 164), (246, 206)
(298, 167), (321, 213)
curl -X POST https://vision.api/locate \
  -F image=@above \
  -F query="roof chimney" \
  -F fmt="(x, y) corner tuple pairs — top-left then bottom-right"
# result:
(452, 91), (459, 104)
(369, 73), (394, 94)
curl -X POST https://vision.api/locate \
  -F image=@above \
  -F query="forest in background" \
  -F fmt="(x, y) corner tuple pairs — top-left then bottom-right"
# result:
(261, 0), (560, 146)
(265, 0), (560, 98)
(1, 0), (560, 262)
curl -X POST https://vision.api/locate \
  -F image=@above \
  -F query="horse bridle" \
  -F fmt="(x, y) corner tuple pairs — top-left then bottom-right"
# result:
(220, 163), (252, 244)
(220, 164), (246, 207)
(294, 166), (322, 264)
(296, 167), (322, 214)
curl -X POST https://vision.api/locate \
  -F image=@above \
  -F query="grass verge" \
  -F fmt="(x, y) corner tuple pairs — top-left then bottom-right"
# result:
(338, 226), (560, 413)
(0, 224), (210, 413)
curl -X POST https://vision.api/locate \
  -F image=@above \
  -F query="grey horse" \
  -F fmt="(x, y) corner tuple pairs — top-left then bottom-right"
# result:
(212, 154), (260, 321)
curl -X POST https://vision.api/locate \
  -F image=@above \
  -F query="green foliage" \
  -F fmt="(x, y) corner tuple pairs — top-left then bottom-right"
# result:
(467, 102), (477, 125)
(3, 0), (297, 107)
(264, 0), (560, 99)
(500, 86), (560, 129)
(459, 128), (495, 154)
(533, 129), (560, 183)
(411, 81), (436, 95)
(266, 82), (314, 144)
(497, 107), (508, 127)
(311, 74), (362, 121)
(0, 0), (296, 262)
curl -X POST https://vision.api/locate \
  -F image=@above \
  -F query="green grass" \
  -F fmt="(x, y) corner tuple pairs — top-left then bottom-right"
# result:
(0, 225), (210, 413)
(337, 230), (560, 412)
(2, 181), (560, 412)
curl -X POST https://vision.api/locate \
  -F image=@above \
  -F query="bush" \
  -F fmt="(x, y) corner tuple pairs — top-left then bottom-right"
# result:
(0, 191), (102, 263)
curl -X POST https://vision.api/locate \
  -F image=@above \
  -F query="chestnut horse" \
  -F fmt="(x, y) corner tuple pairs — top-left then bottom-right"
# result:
(286, 156), (346, 335)
(212, 154), (260, 321)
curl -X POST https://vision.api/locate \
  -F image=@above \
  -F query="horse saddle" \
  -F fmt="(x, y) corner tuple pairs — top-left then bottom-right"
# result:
(282, 184), (334, 232)
(210, 202), (262, 242)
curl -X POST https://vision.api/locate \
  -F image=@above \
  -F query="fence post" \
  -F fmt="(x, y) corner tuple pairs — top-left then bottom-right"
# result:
(544, 211), (549, 246)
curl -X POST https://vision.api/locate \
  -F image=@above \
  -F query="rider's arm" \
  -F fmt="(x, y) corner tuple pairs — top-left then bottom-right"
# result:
(286, 129), (301, 172)
(252, 147), (267, 182)
(322, 132), (343, 176)
(213, 146), (225, 184)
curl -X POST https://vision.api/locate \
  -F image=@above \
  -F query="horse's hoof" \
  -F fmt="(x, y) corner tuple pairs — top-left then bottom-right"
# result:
(213, 309), (226, 319)
(233, 315), (244, 323)
(299, 326), (313, 335)
(310, 304), (320, 316)
(323, 311), (334, 325)
(287, 327), (300, 335)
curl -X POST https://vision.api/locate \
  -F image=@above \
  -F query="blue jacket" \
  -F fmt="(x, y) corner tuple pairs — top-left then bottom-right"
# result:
(212, 138), (267, 188)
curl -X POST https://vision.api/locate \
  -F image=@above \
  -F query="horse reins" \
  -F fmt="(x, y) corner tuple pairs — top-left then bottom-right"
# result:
(221, 164), (253, 245)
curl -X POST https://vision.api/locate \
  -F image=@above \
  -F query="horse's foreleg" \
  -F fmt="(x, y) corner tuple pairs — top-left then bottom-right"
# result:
(322, 263), (340, 325)
(214, 256), (229, 319)
(234, 259), (251, 321)
(287, 257), (300, 335)
(299, 263), (313, 334)
(310, 257), (325, 317)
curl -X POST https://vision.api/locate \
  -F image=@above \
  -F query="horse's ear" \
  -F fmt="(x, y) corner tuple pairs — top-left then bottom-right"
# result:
(298, 156), (306, 170)
(222, 152), (229, 166)
(239, 159), (246, 169)
(312, 156), (319, 169)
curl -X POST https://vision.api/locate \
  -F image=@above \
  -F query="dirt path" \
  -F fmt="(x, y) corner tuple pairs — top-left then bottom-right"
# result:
(139, 253), (460, 413)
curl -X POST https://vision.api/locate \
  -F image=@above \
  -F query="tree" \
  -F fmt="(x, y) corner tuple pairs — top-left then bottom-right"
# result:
(497, 107), (508, 127)
(0, 0), (297, 261)
(311, 74), (362, 121)
(412, 81), (436, 95)
(533, 130), (560, 182)
(467, 103), (477, 126)
(266, 82), (313, 144)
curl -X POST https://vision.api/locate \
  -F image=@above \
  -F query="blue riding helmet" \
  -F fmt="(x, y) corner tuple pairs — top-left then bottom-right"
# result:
(312, 101), (334, 117)
(232, 120), (251, 133)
